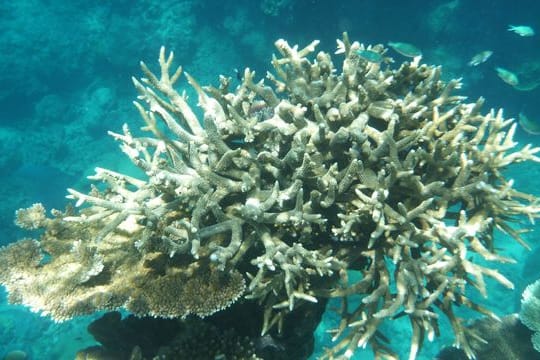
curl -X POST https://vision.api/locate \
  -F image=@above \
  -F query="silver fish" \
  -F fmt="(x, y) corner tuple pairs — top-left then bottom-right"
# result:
(468, 50), (493, 66)
(356, 49), (383, 63)
(508, 25), (535, 37)
(519, 112), (540, 135)
(495, 67), (519, 86)
(387, 42), (422, 57)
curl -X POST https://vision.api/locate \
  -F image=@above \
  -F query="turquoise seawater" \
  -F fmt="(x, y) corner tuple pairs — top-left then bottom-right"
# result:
(1, 1), (539, 359)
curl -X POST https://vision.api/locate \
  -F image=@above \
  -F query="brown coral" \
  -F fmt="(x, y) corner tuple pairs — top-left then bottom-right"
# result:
(14, 203), (47, 230)
(0, 33), (539, 359)
(0, 218), (244, 321)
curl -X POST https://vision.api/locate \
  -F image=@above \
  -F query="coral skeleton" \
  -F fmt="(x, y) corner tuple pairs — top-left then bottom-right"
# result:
(1, 33), (539, 359)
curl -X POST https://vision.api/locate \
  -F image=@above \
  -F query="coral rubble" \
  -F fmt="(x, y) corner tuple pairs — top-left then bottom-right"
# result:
(1, 33), (539, 359)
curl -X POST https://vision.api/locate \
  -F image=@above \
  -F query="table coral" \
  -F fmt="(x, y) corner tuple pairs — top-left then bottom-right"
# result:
(0, 33), (539, 359)
(521, 278), (540, 353)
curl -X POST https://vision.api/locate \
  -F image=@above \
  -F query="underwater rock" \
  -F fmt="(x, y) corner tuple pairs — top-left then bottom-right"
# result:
(78, 297), (326, 360)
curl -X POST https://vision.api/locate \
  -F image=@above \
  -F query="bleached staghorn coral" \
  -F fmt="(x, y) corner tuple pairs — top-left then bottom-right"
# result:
(0, 33), (539, 359)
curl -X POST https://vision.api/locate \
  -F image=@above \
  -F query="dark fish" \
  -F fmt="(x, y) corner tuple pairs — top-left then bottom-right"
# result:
(234, 68), (243, 82)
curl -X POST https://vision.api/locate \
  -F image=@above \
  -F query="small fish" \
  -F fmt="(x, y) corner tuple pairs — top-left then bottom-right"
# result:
(508, 25), (535, 37)
(518, 112), (540, 135)
(468, 50), (493, 66)
(495, 67), (519, 86)
(356, 49), (383, 63)
(234, 68), (243, 82)
(387, 41), (422, 57)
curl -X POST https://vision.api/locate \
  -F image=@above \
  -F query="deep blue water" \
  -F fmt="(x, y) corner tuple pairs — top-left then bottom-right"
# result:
(1, 1), (540, 359)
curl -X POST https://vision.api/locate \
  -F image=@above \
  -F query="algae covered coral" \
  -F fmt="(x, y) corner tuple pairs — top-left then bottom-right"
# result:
(1, 33), (539, 359)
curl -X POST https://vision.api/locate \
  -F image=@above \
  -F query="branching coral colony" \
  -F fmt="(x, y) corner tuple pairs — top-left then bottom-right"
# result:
(1, 33), (540, 359)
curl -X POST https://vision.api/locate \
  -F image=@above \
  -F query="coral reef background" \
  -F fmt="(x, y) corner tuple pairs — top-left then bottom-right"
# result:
(0, 0), (539, 359)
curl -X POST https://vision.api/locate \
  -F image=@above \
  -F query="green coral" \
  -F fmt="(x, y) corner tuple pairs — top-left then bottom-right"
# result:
(0, 33), (539, 359)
